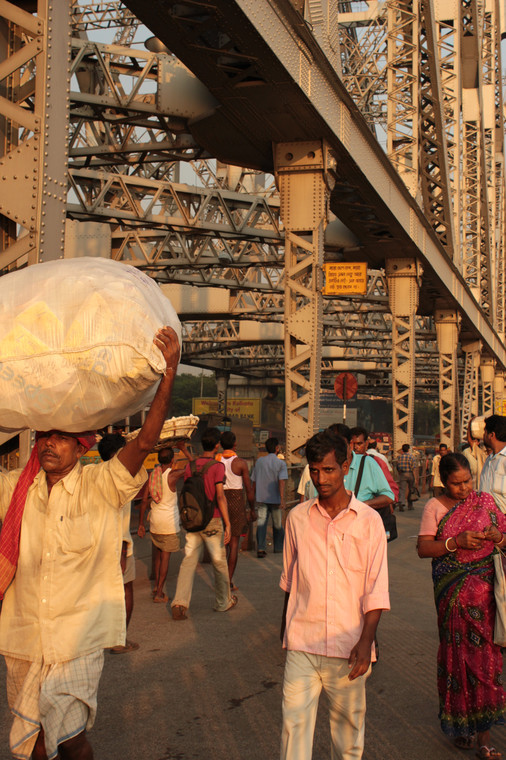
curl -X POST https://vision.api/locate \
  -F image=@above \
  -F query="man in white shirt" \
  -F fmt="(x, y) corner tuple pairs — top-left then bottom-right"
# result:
(480, 415), (506, 513)
(430, 443), (448, 496)
(0, 327), (179, 760)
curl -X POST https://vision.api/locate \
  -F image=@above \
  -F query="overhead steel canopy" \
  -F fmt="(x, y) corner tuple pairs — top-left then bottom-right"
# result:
(122, 0), (506, 367)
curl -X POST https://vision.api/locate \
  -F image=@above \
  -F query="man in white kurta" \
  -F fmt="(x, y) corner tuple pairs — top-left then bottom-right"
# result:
(0, 326), (180, 760)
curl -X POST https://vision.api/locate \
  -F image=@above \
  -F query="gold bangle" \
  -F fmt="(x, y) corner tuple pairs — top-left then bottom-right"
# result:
(496, 534), (506, 548)
(445, 537), (457, 553)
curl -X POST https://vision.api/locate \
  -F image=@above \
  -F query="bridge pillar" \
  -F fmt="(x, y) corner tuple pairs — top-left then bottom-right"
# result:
(386, 258), (422, 454)
(215, 370), (229, 418)
(274, 140), (332, 464)
(0, 0), (71, 269)
(435, 307), (461, 448)
(494, 371), (505, 416)
(480, 357), (496, 417)
(461, 340), (481, 439)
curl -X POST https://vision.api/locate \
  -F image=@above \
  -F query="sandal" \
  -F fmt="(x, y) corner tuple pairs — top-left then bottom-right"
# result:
(109, 640), (139, 654)
(153, 594), (169, 604)
(225, 594), (238, 612)
(171, 604), (187, 620)
(476, 747), (502, 759)
(454, 736), (475, 750)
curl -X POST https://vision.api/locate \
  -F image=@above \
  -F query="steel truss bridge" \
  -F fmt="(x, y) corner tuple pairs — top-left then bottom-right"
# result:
(0, 0), (505, 462)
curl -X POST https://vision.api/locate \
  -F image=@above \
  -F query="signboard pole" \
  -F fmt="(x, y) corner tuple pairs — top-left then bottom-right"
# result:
(343, 375), (347, 422)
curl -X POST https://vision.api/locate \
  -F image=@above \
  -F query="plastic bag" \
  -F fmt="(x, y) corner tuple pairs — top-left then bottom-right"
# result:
(0, 257), (181, 432)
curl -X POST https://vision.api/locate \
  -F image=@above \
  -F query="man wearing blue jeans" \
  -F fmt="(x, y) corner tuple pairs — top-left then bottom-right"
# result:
(252, 438), (288, 557)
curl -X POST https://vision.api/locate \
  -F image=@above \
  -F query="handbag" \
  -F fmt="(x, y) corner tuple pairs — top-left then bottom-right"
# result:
(493, 549), (506, 646)
(354, 455), (398, 543)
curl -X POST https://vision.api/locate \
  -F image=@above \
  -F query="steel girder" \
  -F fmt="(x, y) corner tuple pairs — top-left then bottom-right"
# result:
(0, 0), (71, 271)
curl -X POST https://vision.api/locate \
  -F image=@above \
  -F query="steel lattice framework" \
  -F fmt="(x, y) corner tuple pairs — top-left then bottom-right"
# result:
(0, 0), (505, 458)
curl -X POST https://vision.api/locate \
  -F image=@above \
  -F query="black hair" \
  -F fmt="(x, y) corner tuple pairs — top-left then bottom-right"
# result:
(439, 452), (471, 486)
(350, 426), (368, 440)
(402, 443), (410, 452)
(158, 447), (174, 465)
(265, 437), (279, 453)
(98, 432), (124, 462)
(326, 423), (351, 443)
(201, 426), (221, 451)
(305, 431), (348, 467)
(220, 430), (236, 449)
(485, 414), (506, 442)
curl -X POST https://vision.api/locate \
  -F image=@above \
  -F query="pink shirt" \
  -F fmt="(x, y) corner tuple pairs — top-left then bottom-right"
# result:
(280, 493), (390, 660)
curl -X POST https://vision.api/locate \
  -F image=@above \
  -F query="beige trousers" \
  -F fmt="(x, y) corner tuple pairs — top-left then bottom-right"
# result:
(171, 517), (232, 611)
(281, 650), (370, 760)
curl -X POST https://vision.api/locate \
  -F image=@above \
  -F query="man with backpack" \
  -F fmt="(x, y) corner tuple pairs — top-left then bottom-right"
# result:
(171, 427), (237, 620)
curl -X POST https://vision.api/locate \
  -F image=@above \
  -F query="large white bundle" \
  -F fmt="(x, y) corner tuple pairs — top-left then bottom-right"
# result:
(0, 257), (181, 433)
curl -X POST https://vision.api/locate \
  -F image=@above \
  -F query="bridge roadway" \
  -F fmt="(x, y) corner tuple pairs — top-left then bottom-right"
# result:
(1, 496), (504, 760)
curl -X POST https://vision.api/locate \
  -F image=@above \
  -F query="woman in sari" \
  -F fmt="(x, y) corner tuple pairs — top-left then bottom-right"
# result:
(418, 453), (506, 759)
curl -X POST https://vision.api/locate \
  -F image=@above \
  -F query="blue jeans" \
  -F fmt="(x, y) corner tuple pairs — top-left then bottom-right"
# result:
(256, 503), (284, 552)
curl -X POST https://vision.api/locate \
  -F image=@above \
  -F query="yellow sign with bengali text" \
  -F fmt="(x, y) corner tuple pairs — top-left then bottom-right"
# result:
(193, 397), (261, 425)
(323, 262), (368, 295)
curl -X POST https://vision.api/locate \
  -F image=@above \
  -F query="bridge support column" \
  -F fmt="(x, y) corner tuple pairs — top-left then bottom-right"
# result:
(0, 0), (71, 269)
(215, 370), (229, 418)
(461, 340), (481, 439)
(274, 141), (333, 464)
(494, 371), (505, 416)
(386, 258), (422, 454)
(481, 357), (496, 417)
(435, 308), (461, 447)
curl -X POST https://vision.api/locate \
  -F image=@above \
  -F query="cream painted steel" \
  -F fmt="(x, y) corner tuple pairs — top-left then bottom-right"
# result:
(387, 0), (420, 199)
(461, 340), (481, 440)
(481, 356), (496, 417)
(434, 4), (462, 269)
(435, 309), (460, 447)
(418, 0), (455, 258)
(462, 0), (494, 317)
(494, 371), (505, 415)
(386, 258), (422, 452)
(275, 141), (328, 464)
(216, 371), (229, 417)
(0, 0), (71, 271)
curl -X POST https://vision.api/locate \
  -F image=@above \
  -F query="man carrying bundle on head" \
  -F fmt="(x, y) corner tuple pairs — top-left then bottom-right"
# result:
(0, 327), (180, 760)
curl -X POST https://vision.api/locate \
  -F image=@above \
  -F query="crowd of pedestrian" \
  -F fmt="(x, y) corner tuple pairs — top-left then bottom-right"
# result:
(1, 369), (506, 760)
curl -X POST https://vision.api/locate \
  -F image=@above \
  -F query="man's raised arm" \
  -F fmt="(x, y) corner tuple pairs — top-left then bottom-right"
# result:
(119, 327), (180, 476)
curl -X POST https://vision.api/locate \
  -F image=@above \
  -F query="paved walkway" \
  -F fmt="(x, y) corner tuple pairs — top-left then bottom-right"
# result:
(0, 498), (505, 759)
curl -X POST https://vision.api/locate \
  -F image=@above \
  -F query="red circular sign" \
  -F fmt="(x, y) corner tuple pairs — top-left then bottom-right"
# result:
(334, 372), (358, 400)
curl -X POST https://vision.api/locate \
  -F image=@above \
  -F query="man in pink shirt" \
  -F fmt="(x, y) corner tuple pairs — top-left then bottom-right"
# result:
(280, 431), (390, 760)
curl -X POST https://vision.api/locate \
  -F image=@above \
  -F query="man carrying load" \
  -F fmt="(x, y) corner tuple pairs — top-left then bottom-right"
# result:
(0, 326), (180, 760)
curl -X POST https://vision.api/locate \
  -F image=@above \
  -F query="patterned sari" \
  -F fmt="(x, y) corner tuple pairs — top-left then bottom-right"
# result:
(433, 490), (506, 737)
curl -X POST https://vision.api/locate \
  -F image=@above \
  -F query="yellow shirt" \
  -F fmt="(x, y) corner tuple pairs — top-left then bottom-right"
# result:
(0, 456), (146, 663)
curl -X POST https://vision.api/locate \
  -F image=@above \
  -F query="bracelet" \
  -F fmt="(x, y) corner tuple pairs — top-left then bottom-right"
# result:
(445, 537), (457, 553)
(496, 534), (506, 548)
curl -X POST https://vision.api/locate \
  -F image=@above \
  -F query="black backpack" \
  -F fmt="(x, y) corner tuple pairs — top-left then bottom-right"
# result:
(178, 459), (216, 532)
